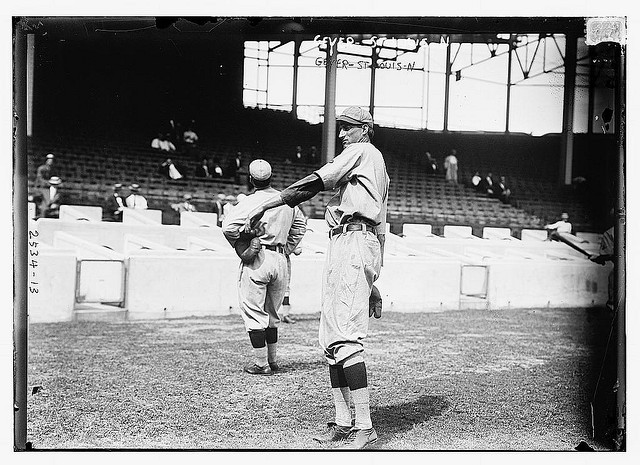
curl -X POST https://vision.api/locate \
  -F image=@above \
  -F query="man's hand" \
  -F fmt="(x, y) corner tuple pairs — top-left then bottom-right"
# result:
(243, 221), (266, 238)
(244, 206), (266, 234)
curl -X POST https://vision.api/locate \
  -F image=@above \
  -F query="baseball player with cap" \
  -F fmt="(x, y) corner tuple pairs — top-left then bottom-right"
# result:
(222, 159), (306, 376)
(245, 106), (389, 449)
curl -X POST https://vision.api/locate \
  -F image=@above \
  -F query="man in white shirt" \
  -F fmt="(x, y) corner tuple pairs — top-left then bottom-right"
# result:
(545, 212), (586, 243)
(125, 184), (148, 209)
(151, 133), (176, 152)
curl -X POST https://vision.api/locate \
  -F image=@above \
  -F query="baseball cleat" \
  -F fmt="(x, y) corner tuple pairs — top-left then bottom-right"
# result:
(313, 422), (353, 443)
(282, 315), (296, 324)
(268, 361), (280, 372)
(243, 363), (272, 375)
(337, 427), (378, 449)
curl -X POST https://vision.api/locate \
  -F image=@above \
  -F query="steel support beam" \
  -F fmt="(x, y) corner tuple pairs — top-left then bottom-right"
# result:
(443, 40), (452, 131)
(505, 36), (514, 132)
(369, 47), (378, 119)
(559, 33), (577, 185)
(291, 37), (300, 119)
(322, 37), (338, 164)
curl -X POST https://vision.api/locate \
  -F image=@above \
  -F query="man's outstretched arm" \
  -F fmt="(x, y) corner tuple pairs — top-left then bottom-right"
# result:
(245, 173), (324, 232)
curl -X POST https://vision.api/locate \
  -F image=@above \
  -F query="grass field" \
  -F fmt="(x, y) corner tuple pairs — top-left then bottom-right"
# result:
(26, 307), (617, 451)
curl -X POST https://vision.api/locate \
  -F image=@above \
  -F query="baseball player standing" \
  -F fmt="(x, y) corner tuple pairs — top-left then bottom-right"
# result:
(222, 160), (306, 375)
(245, 106), (389, 449)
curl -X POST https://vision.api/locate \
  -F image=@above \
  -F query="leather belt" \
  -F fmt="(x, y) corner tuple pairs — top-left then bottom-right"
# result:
(329, 223), (377, 239)
(264, 244), (285, 253)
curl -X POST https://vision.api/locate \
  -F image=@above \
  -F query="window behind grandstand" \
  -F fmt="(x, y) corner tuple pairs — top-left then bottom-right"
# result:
(243, 34), (610, 136)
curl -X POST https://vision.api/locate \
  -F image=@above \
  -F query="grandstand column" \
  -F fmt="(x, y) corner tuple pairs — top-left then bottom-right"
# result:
(443, 39), (452, 131)
(558, 33), (578, 186)
(505, 35), (515, 132)
(292, 37), (300, 119)
(369, 46), (377, 119)
(322, 35), (338, 163)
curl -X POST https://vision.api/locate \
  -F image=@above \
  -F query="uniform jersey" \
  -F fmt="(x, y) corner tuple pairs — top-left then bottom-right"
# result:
(222, 187), (306, 249)
(314, 142), (389, 235)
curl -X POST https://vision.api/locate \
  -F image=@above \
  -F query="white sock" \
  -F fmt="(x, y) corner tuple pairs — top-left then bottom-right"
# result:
(253, 346), (268, 368)
(332, 388), (352, 427)
(350, 387), (372, 430)
(343, 355), (372, 430)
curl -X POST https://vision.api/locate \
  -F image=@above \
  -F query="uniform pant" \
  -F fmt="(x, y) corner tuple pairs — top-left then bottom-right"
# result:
(319, 230), (381, 364)
(238, 249), (289, 331)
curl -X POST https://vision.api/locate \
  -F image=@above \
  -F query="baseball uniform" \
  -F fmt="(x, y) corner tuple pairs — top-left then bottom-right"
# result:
(222, 187), (306, 332)
(312, 142), (389, 364)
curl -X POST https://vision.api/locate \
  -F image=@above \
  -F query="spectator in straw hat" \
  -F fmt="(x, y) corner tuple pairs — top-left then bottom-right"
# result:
(171, 193), (198, 213)
(125, 183), (148, 210)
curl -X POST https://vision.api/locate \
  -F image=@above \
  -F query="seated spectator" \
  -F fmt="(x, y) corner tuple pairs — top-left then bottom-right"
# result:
(307, 146), (318, 164)
(104, 182), (126, 222)
(471, 171), (482, 191)
(151, 133), (176, 152)
(38, 176), (64, 218)
(494, 176), (512, 204)
(171, 194), (198, 213)
(195, 158), (212, 178)
(35, 153), (56, 189)
(479, 172), (495, 196)
(211, 158), (224, 178)
(125, 183), (148, 209)
(294, 145), (304, 163)
(158, 158), (186, 180)
(425, 151), (438, 175)
(182, 125), (199, 159)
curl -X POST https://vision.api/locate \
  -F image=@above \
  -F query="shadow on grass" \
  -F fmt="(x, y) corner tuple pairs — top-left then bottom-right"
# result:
(371, 395), (449, 448)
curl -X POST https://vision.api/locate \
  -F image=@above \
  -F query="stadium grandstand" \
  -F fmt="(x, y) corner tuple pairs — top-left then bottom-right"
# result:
(17, 18), (619, 316)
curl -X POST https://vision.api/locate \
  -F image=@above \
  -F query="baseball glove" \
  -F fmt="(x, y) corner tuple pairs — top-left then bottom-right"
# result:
(234, 232), (263, 264)
(369, 285), (382, 319)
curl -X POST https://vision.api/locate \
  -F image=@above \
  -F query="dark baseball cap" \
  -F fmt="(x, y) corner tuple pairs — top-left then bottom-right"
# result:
(337, 106), (374, 128)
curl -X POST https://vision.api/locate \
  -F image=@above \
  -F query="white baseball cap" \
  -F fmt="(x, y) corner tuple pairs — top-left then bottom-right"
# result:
(249, 159), (272, 181)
